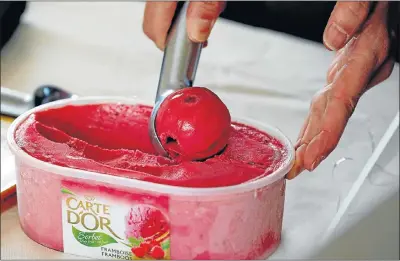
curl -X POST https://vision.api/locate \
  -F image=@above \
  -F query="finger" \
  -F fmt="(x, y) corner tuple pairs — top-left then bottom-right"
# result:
(295, 113), (310, 149)
(328, 49), (345, 75)
(186, 1), (226, 42)
(300, 88), (329, 149)
(327, 62), (338, 84)
(329, 2), (390, 86)
(366, 57), (395, 89)
(286, 143), (307, 180)
(327, 50), (344, 84)
(323, 1), (370, 51)
(302, 84), (355, 171)
(327, 38), (357, 84)
(143, 2), (177, 50)
(359, 1), (390, 70)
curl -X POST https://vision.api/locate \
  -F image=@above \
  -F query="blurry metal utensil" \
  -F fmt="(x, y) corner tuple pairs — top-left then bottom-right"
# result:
(1, 85), (75, 117)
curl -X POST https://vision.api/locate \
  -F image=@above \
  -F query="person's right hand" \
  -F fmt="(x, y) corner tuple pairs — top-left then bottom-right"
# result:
(143, 1), (225, 50)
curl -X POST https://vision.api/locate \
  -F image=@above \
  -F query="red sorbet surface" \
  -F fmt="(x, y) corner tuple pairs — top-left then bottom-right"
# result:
(156, 87), (231, 161)
(15, 103), (287, 188)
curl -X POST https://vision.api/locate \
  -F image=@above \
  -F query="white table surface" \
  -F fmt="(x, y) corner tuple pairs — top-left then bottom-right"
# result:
(1, 2), (399, 259)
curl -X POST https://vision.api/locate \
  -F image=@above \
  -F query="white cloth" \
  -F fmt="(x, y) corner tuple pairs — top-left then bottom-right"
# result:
(1, 2), (399, 259)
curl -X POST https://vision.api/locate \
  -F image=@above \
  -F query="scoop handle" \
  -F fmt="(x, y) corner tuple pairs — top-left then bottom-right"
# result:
(154, 1), (203, 104)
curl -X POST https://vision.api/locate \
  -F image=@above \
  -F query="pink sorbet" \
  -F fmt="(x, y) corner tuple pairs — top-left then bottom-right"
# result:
(15, 103), (287, 188)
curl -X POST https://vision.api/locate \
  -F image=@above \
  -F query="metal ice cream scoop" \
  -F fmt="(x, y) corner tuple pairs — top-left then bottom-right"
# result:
(1, 85), (75, 117)
(148, 2), (203, 156)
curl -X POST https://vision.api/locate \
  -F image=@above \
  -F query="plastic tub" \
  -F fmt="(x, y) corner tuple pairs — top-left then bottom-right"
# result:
(7, 97), (294, 260)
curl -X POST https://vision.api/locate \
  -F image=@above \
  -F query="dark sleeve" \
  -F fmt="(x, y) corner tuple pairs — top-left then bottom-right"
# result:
(0, 1), (27, 50)
(219, 2), (336, 44)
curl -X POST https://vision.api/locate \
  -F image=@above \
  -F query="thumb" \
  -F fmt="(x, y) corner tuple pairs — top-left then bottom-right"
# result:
(186, 1), (226, 43)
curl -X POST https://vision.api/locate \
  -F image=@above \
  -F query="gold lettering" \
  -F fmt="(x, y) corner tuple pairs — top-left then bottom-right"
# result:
(103, 205), (110, 215)
(93, 203), (101, 213)
(86, 201), (93, 210)
(66, 197), (78, 210)
(85, 201), (98, 215)
(77, 201), (85, 211)
(81, 213), (98, 231)
(100, 216), (121, 239)
(67, 210), (79, 224)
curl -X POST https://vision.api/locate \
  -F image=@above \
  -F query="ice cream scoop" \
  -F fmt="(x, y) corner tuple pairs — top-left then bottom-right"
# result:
(149, 1), (203, 157)
(155, 87), (231, 161)
(1, 85), (74, 117)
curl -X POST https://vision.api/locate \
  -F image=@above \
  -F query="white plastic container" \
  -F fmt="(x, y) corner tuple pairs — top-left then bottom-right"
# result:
(7, 97), (294, 260)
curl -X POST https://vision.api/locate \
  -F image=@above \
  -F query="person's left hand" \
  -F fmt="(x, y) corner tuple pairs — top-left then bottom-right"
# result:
(287, 1), (395, 179)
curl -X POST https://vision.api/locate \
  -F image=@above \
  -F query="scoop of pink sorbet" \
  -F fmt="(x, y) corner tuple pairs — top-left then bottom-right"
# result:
(155, 87), (231, 161)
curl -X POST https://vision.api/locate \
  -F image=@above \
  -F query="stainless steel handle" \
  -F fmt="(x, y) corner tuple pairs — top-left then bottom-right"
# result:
(1, 87), (33, 117)
(155, 1), (203, 104)
(1, 87), (32, 104)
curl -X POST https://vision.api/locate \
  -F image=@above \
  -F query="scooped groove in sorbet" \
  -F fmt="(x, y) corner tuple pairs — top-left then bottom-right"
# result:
(155, 87), (231, 161)
(15, 103), (287, 188)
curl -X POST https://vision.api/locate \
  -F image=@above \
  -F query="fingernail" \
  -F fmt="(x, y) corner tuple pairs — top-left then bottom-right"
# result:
(294, 139), (302, 149)
(286, 143), (307, 179)
(324, 23), (348, 51)
(287, 163), (304, 180)
(155, 40), (165, 51)
(311, 156), (325, 171)
(188, 19), (215, 42)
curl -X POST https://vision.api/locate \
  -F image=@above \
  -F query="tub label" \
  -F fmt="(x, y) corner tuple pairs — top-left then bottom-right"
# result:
(61, 180), (170, 260)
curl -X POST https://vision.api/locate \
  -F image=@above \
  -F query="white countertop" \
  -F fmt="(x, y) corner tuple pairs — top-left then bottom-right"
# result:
(1, 2), (399, 259)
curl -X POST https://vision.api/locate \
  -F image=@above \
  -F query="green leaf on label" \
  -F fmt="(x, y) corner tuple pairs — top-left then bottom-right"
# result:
(120, 241), (132, 248)
(161, 238), (170, 250)
(72, 226), (117, 247)
(61, 188), (75, 196)
(128, 237), (143, 247)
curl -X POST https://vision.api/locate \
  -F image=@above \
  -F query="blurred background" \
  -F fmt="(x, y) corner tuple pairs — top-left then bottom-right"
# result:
(3, 2), (336, 48)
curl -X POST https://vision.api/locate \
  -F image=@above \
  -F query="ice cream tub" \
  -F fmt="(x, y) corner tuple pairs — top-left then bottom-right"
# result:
(7, 97), (295, 260)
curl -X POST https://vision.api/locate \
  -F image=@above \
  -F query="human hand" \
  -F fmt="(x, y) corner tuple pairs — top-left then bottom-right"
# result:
(143, 1), (226, 50)
(287, 1), (395, 179)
